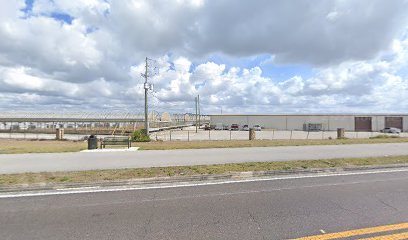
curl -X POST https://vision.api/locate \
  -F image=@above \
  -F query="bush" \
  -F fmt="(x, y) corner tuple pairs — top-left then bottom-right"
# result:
(370, 134), (400, 139)
(132, 129), (151, 142)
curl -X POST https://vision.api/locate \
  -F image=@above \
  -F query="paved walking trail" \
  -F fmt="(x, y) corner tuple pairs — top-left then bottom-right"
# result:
(1, 143), (407, 174)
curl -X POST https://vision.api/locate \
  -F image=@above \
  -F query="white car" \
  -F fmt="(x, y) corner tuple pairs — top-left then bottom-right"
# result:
(380, 127), (401, 133)
(252, 125), (262, 131)
(242, 125), (250, 131)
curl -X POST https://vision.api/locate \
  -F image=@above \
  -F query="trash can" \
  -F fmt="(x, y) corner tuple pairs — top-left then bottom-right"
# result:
(88, 135), (98, 150)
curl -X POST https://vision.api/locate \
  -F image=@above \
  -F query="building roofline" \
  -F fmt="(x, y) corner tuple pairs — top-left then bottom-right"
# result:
(209, 114), (408, 117)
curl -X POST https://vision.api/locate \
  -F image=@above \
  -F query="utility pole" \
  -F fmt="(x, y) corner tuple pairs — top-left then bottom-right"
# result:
(198, 94), (200, 129)
(139, 57), (158, 135)
(195, 96), (198, 133)
(144, 57), (149, 134)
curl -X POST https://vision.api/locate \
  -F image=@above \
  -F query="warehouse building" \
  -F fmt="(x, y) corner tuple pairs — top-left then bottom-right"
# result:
(209, 114), (408, 132)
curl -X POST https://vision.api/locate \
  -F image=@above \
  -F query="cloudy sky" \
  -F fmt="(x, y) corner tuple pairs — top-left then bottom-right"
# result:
(1, 0), (408, 114)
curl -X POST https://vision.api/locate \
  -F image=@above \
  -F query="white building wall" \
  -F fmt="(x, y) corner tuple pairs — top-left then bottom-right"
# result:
(326, 116), (354, 131)
(210, 115), (408, 132)
(373, 115), (407, 132)
(247, 116), (286, 129)
(373, 116), (384, 132)
(210, 115), (247, 127)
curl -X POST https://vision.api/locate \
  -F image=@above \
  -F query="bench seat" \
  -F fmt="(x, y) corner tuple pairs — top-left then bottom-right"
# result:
(101, 136), (131, 148)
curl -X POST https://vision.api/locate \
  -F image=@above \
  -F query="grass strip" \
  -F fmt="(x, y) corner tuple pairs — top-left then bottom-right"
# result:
(0, 139), (87, 154)
(1, 138), (408, 154)
(1, 155), (408, 187)
(136, 138), (408, 150)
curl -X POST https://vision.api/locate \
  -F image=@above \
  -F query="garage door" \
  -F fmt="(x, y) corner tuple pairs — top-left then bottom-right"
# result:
(385, 117), (403, 130)
(355, 117), (372, 132)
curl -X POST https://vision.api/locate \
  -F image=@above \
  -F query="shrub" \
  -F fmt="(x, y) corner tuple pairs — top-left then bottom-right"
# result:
(369, 134), (400, 139)
(132, 129), (151, 142)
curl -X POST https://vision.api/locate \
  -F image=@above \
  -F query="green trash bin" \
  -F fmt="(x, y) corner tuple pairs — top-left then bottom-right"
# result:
(88, 135), (98, 149)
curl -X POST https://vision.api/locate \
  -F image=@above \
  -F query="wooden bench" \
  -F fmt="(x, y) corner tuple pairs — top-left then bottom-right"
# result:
(101, 136), (131, 149)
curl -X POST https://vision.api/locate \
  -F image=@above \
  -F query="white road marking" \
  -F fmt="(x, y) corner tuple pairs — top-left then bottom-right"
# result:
(1, 168), (408, 199)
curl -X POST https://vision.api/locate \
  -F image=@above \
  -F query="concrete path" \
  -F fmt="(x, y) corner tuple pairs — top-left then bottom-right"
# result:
(1, 143), (408, 174)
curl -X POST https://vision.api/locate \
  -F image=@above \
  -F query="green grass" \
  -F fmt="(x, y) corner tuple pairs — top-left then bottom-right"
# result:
(1, 155), (408, 187)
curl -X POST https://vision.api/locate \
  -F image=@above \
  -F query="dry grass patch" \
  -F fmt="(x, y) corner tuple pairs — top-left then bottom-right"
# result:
(135, 138), (408, 150)
(1, 155), (408, 187)
(1, 137), (408, 154)
(0, 139), (87, 154)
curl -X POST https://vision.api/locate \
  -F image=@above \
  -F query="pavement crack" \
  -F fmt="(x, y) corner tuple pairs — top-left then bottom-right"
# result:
(328, 199), (361, 216)
(375, 195), (399, 212)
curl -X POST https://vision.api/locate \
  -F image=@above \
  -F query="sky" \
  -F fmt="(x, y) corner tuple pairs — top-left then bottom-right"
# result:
(1, 0), (408, 114)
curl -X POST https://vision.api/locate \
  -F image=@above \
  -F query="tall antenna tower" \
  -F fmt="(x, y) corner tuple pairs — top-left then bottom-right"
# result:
(141, 57), (158, 134)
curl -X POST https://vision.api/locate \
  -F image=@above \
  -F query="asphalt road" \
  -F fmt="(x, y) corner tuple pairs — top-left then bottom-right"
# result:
(1, 143), (408, 174)
(1, 169), (408, 239)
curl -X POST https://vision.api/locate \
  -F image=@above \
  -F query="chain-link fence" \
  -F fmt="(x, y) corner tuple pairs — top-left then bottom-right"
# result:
(152, 129), (408, 141)
(0, 129), (406, 141)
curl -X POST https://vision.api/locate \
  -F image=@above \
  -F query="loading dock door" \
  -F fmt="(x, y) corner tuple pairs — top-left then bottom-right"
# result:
(355, 117), (372, 132)
(385, 117), (403, 130)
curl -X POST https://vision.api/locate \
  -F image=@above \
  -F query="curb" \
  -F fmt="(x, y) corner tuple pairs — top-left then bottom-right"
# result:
(1, 163), (408, 194)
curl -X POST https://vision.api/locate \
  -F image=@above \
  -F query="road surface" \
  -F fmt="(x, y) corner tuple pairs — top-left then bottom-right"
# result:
(1, 143), (408, 174)
(1, 168), (408, 239)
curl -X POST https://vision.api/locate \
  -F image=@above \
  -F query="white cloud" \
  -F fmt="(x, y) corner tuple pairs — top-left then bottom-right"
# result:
(326, 11), (340, 21)
(0, 0), (408, 113)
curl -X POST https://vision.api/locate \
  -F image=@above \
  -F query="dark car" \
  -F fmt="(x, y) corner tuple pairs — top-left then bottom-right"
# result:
(230, 124), (239, 131)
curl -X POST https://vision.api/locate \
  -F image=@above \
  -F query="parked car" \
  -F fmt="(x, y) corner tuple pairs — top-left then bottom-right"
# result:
(223, 125), (230, 130)
(215, 123), (223, 130)
(242, 124), (250, 131)
(230, 124), (239, 131)
(204, 124), (211, 130)
(380, 127), (401, 133)
(252, 125), (262, 131)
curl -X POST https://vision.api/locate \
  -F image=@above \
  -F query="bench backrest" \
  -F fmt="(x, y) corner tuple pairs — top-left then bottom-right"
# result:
(103, 137), (130, 142)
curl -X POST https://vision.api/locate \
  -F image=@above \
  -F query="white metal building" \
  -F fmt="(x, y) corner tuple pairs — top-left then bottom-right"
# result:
(209, 114), (408, 132)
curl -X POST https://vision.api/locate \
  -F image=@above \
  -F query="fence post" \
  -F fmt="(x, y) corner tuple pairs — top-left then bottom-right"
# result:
(209, 129), (210, 140)
(290, 130), (293, 140)
(230, 130), (232, 140)
(272, 129), (275, 140)
(249, 129), (256, 140)
(322, 131), (324, 140)
(307, 130), (310, 140)
(337, 128), (345, 139)
(170, 130), (172, 141)
(188, 130), (190, 141)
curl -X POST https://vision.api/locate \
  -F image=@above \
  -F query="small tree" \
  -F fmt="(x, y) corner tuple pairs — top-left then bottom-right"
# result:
(132, 129), (151, 142)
